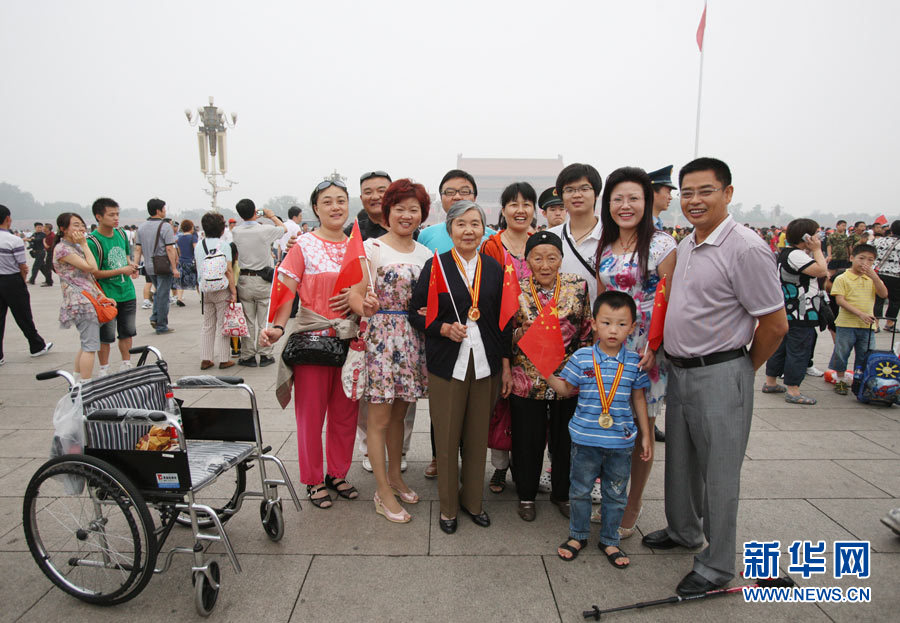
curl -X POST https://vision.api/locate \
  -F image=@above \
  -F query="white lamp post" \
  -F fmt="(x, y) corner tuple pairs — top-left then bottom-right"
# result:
(185, 96), (237, 211)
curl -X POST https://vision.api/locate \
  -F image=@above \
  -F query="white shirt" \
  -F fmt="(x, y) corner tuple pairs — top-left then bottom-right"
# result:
(279, 219), (301, 254)
(451, 253), (492, 381)
(221, 228), (234, 244)
(549, 216), (603, 303)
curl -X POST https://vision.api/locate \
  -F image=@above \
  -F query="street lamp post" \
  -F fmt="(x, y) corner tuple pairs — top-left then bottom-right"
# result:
(185, 97), (237, 211)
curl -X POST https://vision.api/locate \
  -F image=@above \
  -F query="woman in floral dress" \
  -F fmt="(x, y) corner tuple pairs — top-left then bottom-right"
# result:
(594, 166), (676, 536)
(52, 212), (103, 380)
(350, 179), (431, 523)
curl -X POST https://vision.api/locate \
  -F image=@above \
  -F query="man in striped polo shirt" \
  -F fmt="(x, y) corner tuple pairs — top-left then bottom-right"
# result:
(545, 290), (652, 566)
(0, 204), (53, 365)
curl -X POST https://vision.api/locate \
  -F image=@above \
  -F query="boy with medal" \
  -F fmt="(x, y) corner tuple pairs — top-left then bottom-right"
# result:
(544, 291), (652, 567)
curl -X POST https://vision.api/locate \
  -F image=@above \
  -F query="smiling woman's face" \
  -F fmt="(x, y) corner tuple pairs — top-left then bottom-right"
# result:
(450, 208), (485, 255)
(609, 181), (645, 230)
(388, 197), (422, 237)
(314, 185), (349, 231)
(503, 193), (535, 233)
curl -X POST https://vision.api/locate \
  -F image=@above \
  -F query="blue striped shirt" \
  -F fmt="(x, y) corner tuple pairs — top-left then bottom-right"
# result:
(0, 229), (26, 275)
(560, 343), (649, 449)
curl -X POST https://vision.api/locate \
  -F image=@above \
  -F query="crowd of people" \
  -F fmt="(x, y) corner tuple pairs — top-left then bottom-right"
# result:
(2, 155), (899, 596)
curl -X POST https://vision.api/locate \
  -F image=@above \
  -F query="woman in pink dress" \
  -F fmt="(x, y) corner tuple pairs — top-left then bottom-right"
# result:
(260, 180), (360, 509)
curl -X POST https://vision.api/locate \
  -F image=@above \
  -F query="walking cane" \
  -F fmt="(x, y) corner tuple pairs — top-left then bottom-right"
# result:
(582, 576), (795, 620)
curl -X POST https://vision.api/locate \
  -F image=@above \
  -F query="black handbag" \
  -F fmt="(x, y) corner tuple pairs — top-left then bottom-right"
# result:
(151, 221), (172, 275)
(817, 293), (835, 331)
(281, 332), (349, 367)
(259, 266), (275, 282)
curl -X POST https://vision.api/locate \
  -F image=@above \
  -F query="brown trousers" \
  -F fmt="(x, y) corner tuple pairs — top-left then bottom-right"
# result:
(428, 357), (500, 518)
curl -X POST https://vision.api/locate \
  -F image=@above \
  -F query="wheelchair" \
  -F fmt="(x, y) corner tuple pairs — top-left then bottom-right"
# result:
(22, 345), (301, 616)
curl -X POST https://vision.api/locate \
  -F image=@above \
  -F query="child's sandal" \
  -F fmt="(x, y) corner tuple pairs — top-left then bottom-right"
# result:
(557, 538), (588, 561)
(602, 545), (629, 569)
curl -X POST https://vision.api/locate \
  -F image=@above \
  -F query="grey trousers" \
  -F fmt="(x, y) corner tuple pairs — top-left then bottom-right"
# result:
(237, 274), (273, 359)
(664, 354), (754, 584)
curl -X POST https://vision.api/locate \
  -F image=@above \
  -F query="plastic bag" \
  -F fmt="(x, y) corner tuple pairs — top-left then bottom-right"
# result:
(49, 388), (85, 494)
(222, 302), (249, 337)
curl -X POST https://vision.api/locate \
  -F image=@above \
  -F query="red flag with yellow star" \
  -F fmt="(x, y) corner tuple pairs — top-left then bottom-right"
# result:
(518, 297), (565, 378)
(267, 273), (294, 323)
(425, 250), (451, 328)
(647, 275), (668, 352)
(498, 251), (521, 330)
(332, 220), (367, 296)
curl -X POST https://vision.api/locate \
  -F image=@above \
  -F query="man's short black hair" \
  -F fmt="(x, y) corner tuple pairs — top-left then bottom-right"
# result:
(592, 290), (637, 322)
(147, 198), (166, 216)
(854, 221), (866, 228)
(0, 205), (10, 224)
(439, 169), (478, 197)
(851, 243), (877, 257)
(555, 163), (602, 199)
(33, 222), (42, 228)
(836, 219), (847, 226)
(786, 218), (819, 246)
(678, 157), (732, 188)
(288, 206), (302, 220)
(92, 197), (119, 220)
(236, 198), (256, 220)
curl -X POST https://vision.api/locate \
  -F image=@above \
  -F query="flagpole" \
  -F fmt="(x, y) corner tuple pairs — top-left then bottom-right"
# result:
(693, 2), (707, 158)
(436, 255), (463, 325)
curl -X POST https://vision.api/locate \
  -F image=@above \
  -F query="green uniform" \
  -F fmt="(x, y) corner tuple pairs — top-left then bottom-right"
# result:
(826, 232), (858, 262)
(87, 229), (135, 302)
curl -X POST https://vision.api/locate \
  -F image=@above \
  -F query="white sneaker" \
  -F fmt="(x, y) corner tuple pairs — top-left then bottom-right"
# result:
(97, 366), (110, 378)
(0, 358), (5, 366)
(591, 479), (603, 503)
(361, 456), (373, 472)
(169, 295), (177, 303)
(141, 299), (152, 309)
(537, 470), (552, 494)
(31, 342), (53, 357)
(806, 366), (825, 377)
(882, 507), (900, 536)
(400, 457), (408, 473)
(119, 360), (132, 371)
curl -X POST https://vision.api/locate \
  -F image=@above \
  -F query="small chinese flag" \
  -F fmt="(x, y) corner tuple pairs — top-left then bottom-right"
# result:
(696, 2), (707, 51)
(647, 276), (668, 352)
(518, 297), (565, 378)
(875, 214), (888, 225)
(332, 220), (367, 296)
(426, 251), (450, 328)
(498, 251), (522, 330)
(268, 273), (294, 323)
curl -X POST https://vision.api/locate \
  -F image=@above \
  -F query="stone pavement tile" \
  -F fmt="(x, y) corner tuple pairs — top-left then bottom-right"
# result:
(19, 553), (311, 622)
(854, 429), (900, 455)
(805, 553), (897, 622)
(809, 498), (900, 554)
(0, 552), (58, 622)
(745, 431), (898, 460)
(291, 554), (558, 623)
(756, 408), (898, 431)
(0, 406), (56, 430)
(0, 457), (44, 498)
(545, 553), (827, 622)
(833, 459), (900, 497)
(0, 429), (57, 459)
(739, 460), (887, 499)
(0, 388), (67, 408)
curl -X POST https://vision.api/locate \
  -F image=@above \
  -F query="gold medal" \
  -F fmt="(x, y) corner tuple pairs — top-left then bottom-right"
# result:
(592, 351), (624, 430)
(451, 249), (483, 323)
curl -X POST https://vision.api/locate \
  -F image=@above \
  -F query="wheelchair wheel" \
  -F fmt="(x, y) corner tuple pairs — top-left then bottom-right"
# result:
(175, 462), (247, 529)
(23, 454), (157, 605)
(193, 560), (220, 617)
(259, 499), (284, 542)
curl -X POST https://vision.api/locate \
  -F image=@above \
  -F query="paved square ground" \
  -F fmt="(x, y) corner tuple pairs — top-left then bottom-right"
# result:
(1, 285), (897, 621)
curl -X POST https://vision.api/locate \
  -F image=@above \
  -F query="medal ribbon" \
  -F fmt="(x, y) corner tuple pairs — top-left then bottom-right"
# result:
(592, 351), (624, 415)
(451, 249), (482, 314)
(528, 276), (561, 315)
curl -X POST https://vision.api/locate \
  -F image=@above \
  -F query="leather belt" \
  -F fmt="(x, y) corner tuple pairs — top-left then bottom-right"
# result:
(241, 269), (266, 276)
(665, 346), (748, 369)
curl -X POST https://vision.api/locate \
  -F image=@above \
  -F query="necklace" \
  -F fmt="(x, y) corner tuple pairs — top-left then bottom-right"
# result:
(571, 217), (598, 244)
(619, 232), (638, 254)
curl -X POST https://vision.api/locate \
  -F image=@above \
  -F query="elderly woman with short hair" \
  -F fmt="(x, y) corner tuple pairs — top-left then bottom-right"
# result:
(409, 200), (513, 534)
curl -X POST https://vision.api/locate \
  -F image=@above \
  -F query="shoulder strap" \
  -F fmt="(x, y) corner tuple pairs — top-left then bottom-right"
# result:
(153, 220), (166, 255)
(202, 239), (209, 256)
(86, 233), (103, 267)
(562, 224), (596, 275)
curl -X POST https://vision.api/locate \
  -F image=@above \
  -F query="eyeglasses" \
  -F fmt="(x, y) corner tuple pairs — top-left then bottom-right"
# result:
(315, 179), (348, 192)
(359, 170), (392, 184)
(610, 196), (643, 207)
(562, 185), (594, 196)
(679, 187), (721, 200)
(441, 188), (474, 198)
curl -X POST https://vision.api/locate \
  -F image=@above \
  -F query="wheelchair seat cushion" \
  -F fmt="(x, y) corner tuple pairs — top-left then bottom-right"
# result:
(186, 440), (255, 490)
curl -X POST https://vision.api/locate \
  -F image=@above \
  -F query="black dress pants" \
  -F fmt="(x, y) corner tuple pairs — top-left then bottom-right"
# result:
(509, 394), (577, 503)
(0, 273), (47, 359)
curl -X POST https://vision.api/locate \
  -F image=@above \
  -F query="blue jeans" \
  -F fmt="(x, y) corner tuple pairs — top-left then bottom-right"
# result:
(765, 325), (816, 386)
(149, 273), (173, 332)
(829, 326), (874, 373)
(569, 442), (632, 546)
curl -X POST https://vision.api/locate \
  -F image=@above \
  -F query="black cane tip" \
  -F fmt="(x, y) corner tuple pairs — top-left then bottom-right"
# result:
(582, 605), (601, 620)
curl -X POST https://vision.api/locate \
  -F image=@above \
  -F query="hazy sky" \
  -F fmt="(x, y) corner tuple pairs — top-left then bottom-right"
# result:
(2, 0), (898, 219)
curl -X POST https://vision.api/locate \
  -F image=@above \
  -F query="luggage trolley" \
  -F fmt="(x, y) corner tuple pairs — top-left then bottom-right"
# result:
(22, 345), (301, 616)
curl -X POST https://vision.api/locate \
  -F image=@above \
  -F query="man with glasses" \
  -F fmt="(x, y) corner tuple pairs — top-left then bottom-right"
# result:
(648, 165), (677, 231)
(547, 163), (604, 303)
(418, 169), (495, 253)
(642, 157), (787, 596)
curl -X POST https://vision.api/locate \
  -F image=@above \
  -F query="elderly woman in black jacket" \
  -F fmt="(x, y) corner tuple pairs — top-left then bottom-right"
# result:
(409, 200), (513, 534)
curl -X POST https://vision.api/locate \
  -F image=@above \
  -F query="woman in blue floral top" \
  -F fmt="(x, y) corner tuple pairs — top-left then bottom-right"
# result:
(594, 167), (676, 538)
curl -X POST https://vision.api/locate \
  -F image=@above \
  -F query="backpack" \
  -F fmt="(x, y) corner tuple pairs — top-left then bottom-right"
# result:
(198, 239), (228, 293)
(777, 246), (817, 323)
(853, 330), (900, 406)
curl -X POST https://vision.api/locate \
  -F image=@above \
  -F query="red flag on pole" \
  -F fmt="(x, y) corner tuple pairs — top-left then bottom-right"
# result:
(425, 251), (450, 328)
(875, 214), (888, 225)
(646, 276), (668, 352)
(518, 298), (566, 378)
(268, 273), (294, 323)
(696, 2), (707, 51)
(498, 252), (521, 330)
(331, 220), (366, 296)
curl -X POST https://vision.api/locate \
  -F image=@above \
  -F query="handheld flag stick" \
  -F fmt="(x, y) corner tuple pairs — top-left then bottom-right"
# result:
(438, 254), (463, 325)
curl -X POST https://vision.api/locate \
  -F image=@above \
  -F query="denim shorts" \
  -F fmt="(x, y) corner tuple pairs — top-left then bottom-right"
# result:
(100, 298), (137, 343)
(74, 317), (101, 352)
